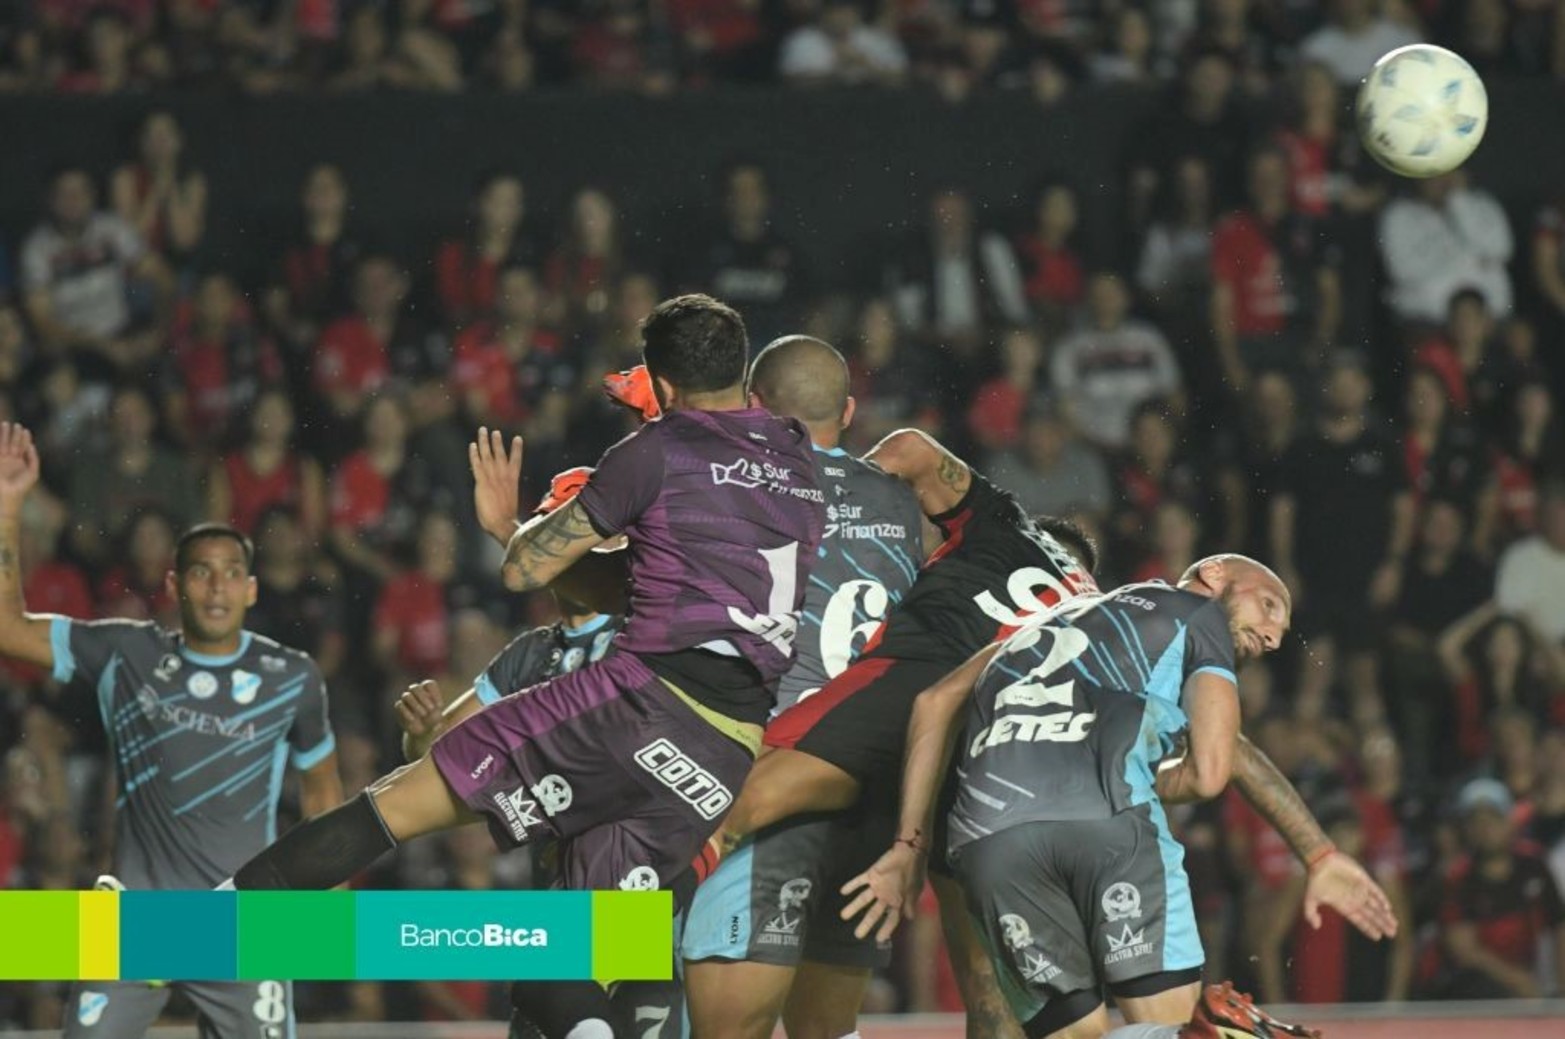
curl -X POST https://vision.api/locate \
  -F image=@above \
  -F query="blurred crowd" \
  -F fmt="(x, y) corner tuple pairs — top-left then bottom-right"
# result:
(1, 0), (1565, 98)
(4, 0), (1565, 1029)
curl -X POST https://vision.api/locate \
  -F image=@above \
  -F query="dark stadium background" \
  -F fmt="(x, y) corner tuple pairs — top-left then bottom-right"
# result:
(3, 0), (1565, 1029)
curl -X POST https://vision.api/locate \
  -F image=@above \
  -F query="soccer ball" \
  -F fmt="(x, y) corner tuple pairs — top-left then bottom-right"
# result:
(1355, 44), (1488, 179)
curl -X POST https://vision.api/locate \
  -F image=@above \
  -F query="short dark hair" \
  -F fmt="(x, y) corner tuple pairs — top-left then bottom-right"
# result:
(640, 294), (749, 394)
(1035, 515), (1101, 576)
(748, 336), (849, 425)
(175, 523), (254, 573)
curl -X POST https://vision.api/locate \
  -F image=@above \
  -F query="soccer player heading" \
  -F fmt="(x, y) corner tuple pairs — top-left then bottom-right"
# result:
(0, 422), (343, 1039)
(838, 559), (1392, 1039)
(208, 294), (826, 1039)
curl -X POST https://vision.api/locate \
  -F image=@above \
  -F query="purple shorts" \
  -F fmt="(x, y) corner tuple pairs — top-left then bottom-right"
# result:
(430, 652), (754, 892)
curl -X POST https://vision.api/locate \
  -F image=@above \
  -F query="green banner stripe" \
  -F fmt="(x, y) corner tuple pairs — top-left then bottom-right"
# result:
(591, 891), (674, 983)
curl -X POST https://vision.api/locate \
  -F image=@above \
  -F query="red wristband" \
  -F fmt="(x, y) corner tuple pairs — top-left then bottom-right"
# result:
(895, 830), (929, 854)
(1305, 842), (1337, 872)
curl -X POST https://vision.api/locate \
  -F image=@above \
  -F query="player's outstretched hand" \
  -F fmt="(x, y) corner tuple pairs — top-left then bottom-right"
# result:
(839, 843), (924, 943)
(395, 680), (445, 739)
(1302, 850), (1398, 941)
(470, 427), (524, 546)
(0, 422), (40, 504)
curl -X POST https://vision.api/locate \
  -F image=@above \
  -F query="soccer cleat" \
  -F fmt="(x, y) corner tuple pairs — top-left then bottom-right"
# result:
(603, 366), (661, 421)
(1181, 982), (1321, 1039)
(535, 466), (595, 516)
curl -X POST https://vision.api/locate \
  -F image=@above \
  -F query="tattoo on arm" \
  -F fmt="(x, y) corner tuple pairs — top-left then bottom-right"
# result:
(936, 454), (967, 491)
(1233, 736), (1331, 863)
(501, 501), (603, 592)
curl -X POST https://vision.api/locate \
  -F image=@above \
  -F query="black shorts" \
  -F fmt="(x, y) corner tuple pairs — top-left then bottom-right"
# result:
(956, 813), (1204, 1025)
(762, 654), (952, 785)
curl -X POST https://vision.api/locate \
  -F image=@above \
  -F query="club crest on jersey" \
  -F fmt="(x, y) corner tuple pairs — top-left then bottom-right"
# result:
(77, 991), (108, 1026)
(231, 670), (261, 705)
(492, 787), (542, 841)
(619, 866), (659, 891)
(1102, 882), (1142, 922)
(590, 631), (614, 660)
(136, 685), (159, 718)
(187, 671), (219, 700)
(530, 775), (573, 817)
(561, 648), (586, 673)
(1104, 923), (1155, 965)
(154, 654), (182, 681)
(757, 876), (813, 946)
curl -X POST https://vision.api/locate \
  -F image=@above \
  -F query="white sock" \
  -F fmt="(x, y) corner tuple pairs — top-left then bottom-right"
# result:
(564, 1019), (614, 1039)
(836, 1032), (863, 1039)
(214, 879), (235, 891)
(1103, 1026), (1181, 1039)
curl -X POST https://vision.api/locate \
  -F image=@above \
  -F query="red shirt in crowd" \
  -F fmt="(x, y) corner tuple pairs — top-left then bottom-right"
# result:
(1494, 449), (1541, 539)
(170, 320), (282, 443)
(0, 563), (92, 687)
(434, 240), (503, 328)
(1014, 235), (1084, 308)
(665, 0), (763, 54)
(374, 571), (449, 677)
(966, 378), (1029, 451)
(97, 569), (177, 625)
(223, 453), (306, 535)
(330, 452), (390, 534)
(1223, 789), (1296, 891)
(451, 323), (566, 426)
(313, 316), (390, 400)
(1211, 212), (1290, 338)
(1439, 842), (1565, 972)
(1275, 129), (1332, 219)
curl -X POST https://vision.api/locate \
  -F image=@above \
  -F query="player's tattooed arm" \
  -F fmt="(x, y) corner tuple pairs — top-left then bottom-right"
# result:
(865, 428), (972, 518)
(500, 500), (608, 593)
(1234, 732), (1400, 941)
(0, 423), (56, 669)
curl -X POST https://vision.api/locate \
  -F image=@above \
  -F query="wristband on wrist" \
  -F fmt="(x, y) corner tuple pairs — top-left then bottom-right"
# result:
(1305, 842), (1337, 872)
(894, 830), (929, 854)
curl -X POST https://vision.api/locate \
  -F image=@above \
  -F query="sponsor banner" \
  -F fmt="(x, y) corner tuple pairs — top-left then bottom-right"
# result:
(0, 890), (671, 982)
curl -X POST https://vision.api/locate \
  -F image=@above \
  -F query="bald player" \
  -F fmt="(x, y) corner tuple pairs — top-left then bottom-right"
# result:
(681, 336), (926, 1039)
(839, 558), (1380, 1039)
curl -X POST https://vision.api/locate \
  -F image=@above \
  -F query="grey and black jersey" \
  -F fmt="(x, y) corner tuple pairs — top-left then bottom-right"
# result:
(947, 583), (1236, 855)
(474, 614), (623, 705)
(49, 618), (334, 890)
(779, 446), (924, 716)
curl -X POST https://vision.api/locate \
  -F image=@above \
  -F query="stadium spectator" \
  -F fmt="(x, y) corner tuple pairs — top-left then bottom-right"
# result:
(432, 172), (536, 330)
(65, 383), (200, 566)
(1051, 270), (1183, 451)
(843, 297), (943, 454)
(1439, 606), (1565, 766)
(1275, 61), (1383, 220)
(1436, 777), (1565, 998)
(1300, 0), (1423, 86)
(373, 510), (460, 685)
(163, 271), (284, 448)
(94, 506), (178, 626)
(1495, 480), (1565, 643)
(109, 111), (207, 264)
(56, 8), (162, 93)
(1187, 0), (1283, 95)
(244, 505), (347, 686)
(1136, 155), (1218, 398)
(1210, 144), (1342, 392)
(779, 0), (908, 86)
(327, 391), (428, 584)
(966, 325), (1044, 452)
(1414, 290), (1509, 420)
(1215, 370), (1300, 556)
(207, 388), (328, 540)
(1532, 191), (1565, 338)
(1400, 366), (1493, 530)
(1273, 352), (1413, 723)
(886, 187), (1029, 363)
(666, 0), (765, 83)
(1110, 400), (1205, 562)
(1088, 5), (1156, 84)
(570, 0), (671, 92)
(1012, 180), (1085, 330)
(451, 266), (571, 433)
(1131, 498), (1202, 583)
(1380, 172), (1514, 326)
(544, 187), (625, 331)
(20, 167), (168, 373)
(1393, 499), (1491, 645)
(683, 162), (807, 346)
(982, 396), (1111, 521)
(264, 164), (363, 361)
(1126, 49), (1252, 226)
(1493, 379), (1564, 542)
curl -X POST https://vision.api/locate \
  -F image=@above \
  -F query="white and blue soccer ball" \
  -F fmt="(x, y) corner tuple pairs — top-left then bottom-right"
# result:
(1355, 44), (1488, 179)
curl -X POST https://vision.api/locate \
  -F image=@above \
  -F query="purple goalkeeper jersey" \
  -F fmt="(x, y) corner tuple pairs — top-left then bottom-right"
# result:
(576, 407), (825, 693)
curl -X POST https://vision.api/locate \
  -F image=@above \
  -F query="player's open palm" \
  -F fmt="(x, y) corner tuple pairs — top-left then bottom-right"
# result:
(470, 427), (524, 544)
(1303, 851), (1399, 941)
(0, 422), (40, 503)
(840, 843), (924, 943)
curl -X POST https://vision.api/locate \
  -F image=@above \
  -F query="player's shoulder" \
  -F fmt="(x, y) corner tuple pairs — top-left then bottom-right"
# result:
(66, 616), (167, 647)
(243, 631), (325, 680)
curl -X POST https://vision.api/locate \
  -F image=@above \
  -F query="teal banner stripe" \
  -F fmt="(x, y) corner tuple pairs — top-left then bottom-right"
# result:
(64, 891), (661, 981)
(353, 890), (593, 981)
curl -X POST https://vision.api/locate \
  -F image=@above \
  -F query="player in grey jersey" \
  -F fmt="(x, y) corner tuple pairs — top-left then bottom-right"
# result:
(0, 423), (343, 1039)
(681, 336), (926, 1039)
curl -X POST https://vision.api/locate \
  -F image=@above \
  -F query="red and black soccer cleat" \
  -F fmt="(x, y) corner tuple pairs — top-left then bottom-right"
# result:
(1181, 982), (1321, 1039)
